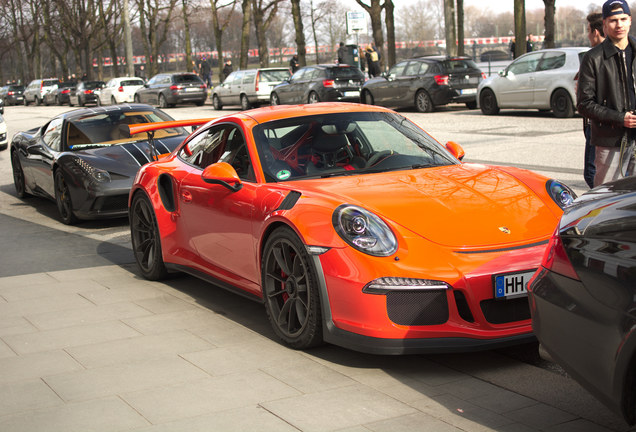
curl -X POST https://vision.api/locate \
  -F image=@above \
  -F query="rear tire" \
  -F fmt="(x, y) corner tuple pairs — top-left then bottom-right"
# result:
(270, 93), (280, 106)
(130, 193), (168, 280)
(212, 94), (223, 110)
(415, 90), (433, 113)
(240, 94), (251, 110)
(307, 91), (320, 104)
(158, 94), (168, 109)
(479, 88), (500, 115)
(551, 88), (574, 118)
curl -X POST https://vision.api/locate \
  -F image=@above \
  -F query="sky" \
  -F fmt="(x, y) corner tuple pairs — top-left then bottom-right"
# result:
(463, 0), (593, 12)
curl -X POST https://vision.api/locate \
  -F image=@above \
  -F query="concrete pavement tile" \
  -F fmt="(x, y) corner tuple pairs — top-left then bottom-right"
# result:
(0, 293), (93, 318)
(94, 274), (160, 290)
(0, 338), (15, 359)
(0, 379), (63, 416)
(0, 279), (106, 301)
(129, 405), (299, 432)
(47, 265), (137, 282)
(434, 376), (505, 400)
(121, 371), (301, 424)
(66, 330), (213, 368)
(2, 320), (141, 355)
(0, 316), (37, 337)
(334, 427), (373, 432)
(261, 355), (357, 393)
(0, 396), (149, 432)
(364, 412), (463, 431)
(123, 308), (229, 335)
(79, 283), (166, 305)
(544, 418), (616, 432)
(27, 302), (152, 331)
(352, 372), (446, 403)
(410, 393), (516, 431)
(0, 350), (83, 385)
(187, 320), (263, 347)
(43, 357), (210, 402)
(504, 403), (579, 430)
(0, 273), (59, 290)
(133, 294), (199, 314)
(467, 388), (537, 414)
(260, 383), (417, 432)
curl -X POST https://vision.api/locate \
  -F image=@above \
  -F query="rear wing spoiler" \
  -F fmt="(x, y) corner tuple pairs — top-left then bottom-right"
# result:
(120, 118), (215, 161)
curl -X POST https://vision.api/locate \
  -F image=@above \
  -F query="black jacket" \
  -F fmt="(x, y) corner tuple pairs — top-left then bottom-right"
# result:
(577, 37), (636, 147)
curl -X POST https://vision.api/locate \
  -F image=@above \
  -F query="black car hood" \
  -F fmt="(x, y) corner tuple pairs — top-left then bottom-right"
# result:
(67, 136), (183, 177)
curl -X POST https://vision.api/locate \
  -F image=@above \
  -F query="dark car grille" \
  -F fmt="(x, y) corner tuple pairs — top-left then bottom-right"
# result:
(386, 290), (449, 326)
(94, 194), (129, 213)
(480, 297), (531, 324)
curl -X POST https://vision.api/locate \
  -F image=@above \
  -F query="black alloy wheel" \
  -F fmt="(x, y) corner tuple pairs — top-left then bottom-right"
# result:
(54, 170), (77, 225)
(159, 94), (168, 109)
(130, 193), (168, 280)
(261, 227), (323, 349)
(307, 92), (320, 104)
(11, 151), (27, 198)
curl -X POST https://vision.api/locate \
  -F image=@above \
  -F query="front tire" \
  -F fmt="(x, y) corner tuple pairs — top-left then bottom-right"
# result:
(130, 193), (168, 280)
(212, 94), (223, 110)
(479, 88), (500, 115)
(307, 91), (320, 104)
(158, 94), (168, 109)
(54, 170), (77, 225)
(551, 88), (574, 118)
(262, 227), (323, 349)
(270, 93), (280, 106)
(134, 94), (141, 103)
(240, 94), (251, 110)
(415, 90), (433, 113)
(11, 151), (28, 198)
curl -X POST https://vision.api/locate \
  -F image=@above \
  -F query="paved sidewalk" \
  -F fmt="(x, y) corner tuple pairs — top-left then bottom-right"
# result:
(0, 261), (631, 432)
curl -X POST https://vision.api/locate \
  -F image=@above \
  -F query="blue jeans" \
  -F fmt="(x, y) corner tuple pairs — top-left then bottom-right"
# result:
(584, 123), (596, 188)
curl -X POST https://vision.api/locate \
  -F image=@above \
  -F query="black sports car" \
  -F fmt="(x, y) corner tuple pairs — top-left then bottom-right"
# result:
(10, 104), (189, 224)
(529, 176), (636, 425)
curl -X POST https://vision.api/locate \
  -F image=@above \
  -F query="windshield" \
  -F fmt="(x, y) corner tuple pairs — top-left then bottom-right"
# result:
(259, 70), (291, 82)
(253, 112), (457, 182)
(66, 109), (186, 150)
(174, 74), (203, 84)
(328, 67), (365, 80)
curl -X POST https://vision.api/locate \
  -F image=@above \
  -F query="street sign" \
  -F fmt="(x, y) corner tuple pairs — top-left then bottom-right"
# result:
(346, 11), (367, 35)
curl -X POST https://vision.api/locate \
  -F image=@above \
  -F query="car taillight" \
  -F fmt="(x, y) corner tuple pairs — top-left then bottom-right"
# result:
(481, 72), (487, 80)
(323, 79), (335, 88)
(542, 229), (580, 280)
(199, 84), (206, 89)
(255, 72), (260, 92)
(434, 75), (449, 86)
(7, 91), (14, 95)
(118, 86), (124, 92)
(170, 85), (183, 91)
(84, 90), (93, 94)
(62, 89), (70, 94)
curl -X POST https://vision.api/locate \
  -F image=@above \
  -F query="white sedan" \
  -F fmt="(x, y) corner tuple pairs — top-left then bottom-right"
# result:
(97, 77), (145, 105)
(477, 47), (588, 118)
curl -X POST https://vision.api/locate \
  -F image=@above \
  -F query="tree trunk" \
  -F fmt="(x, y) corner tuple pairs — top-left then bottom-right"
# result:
(543, 0), (555, 49)
(239, 0), (251, 70)
(384, 0), (395, 69)
(355, 1), (384, 68)
(514, 0), (526, 59)
(457, 0), (464, 56)
(182, 0), (193, 75)
(444, 0), (456, 57)
(290, 0), (306, 67)
(310, 0), (320, 64)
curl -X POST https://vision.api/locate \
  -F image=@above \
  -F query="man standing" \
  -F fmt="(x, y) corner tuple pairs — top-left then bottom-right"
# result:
(577, 0), (636, 187)
(580, 12), (606, 188)
(289, 54), (299, 73)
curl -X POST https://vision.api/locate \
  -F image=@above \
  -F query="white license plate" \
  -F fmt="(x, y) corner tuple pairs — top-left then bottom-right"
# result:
(493, 270), (536, 299)
(344, 91), (360, 97)
(460, 88), (477, 95)
(185, 87), (199, 92)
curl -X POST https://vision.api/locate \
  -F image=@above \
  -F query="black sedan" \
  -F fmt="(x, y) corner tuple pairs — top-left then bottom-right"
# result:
(270, 64), (365, 105)
(0, 84), (24, 106)
(10, 104), (189, 224)
(529, 177), (636, 425)
(361, 56), (485, 112)
(134, 72), (207, 108)
(69, 81), (105, 106)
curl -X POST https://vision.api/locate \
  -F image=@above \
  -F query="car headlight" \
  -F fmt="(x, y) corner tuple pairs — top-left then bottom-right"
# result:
(332, 204), (397, 257)
(546, 179), (576, 209)
(73, 158), (111, 182)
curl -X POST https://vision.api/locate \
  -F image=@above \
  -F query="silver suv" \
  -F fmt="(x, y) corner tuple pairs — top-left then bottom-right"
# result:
(24, 78), (59, 106)
(212, 67), (291, 110)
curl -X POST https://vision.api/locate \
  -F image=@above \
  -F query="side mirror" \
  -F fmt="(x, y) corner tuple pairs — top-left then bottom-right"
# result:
(201, 162), (243, 192)
(445, 141), (465, 161)
(498, 70), (507, 77)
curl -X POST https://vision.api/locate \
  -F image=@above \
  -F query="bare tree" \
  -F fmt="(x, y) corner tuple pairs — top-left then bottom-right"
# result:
(354, 0), (384, 68)
(384, 0), (395, 68)
(290, 0), (306, 66)
(252, 0), (283, 67)
(209, 0), (236, 78)
(457, 0), (464, 55)
(514, 0), (526, 58)
(136, 0), (180, 76)
(239, 0), (251, 70)
(443, 0), (456, 56)
(543, 0), (556, 48)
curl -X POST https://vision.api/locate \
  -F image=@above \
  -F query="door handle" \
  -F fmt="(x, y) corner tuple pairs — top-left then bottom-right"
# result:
(181, 190), (192, 203)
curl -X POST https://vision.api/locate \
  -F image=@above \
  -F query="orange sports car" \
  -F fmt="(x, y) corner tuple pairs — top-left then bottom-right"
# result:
(129, 102), (575, 354)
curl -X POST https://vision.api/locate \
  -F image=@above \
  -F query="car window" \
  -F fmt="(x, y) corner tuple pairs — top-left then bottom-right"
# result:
(174, 74), (202, 84)
(291, 69), (307, 82)
(83, 81), (105, 90)
(259, 70), (291, 82)
(329, 67), (365, 79)
(42, 117), (63, 152)
(404, 62), (422, 76)
(387, 62), (407, 79)
(537, 52), (566, 71)
(43, 79), (59, 87)
(507, 52), (543, 75)
(219, 128), (254, 181)
(121, 79), (144, 86)
(242, 71), (256, 84)
(443, 59), (479, 71)
(180, 124), (232, 169)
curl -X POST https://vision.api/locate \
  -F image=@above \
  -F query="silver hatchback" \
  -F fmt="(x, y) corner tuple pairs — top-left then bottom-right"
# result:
(477, 47), (589, 118)
(212, 68), (291, 110)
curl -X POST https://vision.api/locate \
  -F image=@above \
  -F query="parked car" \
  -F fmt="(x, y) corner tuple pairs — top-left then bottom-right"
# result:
(43, 81), (76, 106)
(477, 47), (589, 118)
(9, 104), (191, 224)
(361, 56), (485, 112)
(134, 72), (207, 108)
(98, 77), (145, 105)
(270, 64), (365, 105)
(23, 78), (59, 106)
(212, 67), (291, 110)
(128, 102), (576, 354)
(0, 84), (25, 106)
(529, 177), (636, 426)
(0, 114), (7, 150)
(69, 81), (105, 107)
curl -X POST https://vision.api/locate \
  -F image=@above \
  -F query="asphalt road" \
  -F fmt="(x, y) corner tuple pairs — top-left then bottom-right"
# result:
(1, 102), (626, 430)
